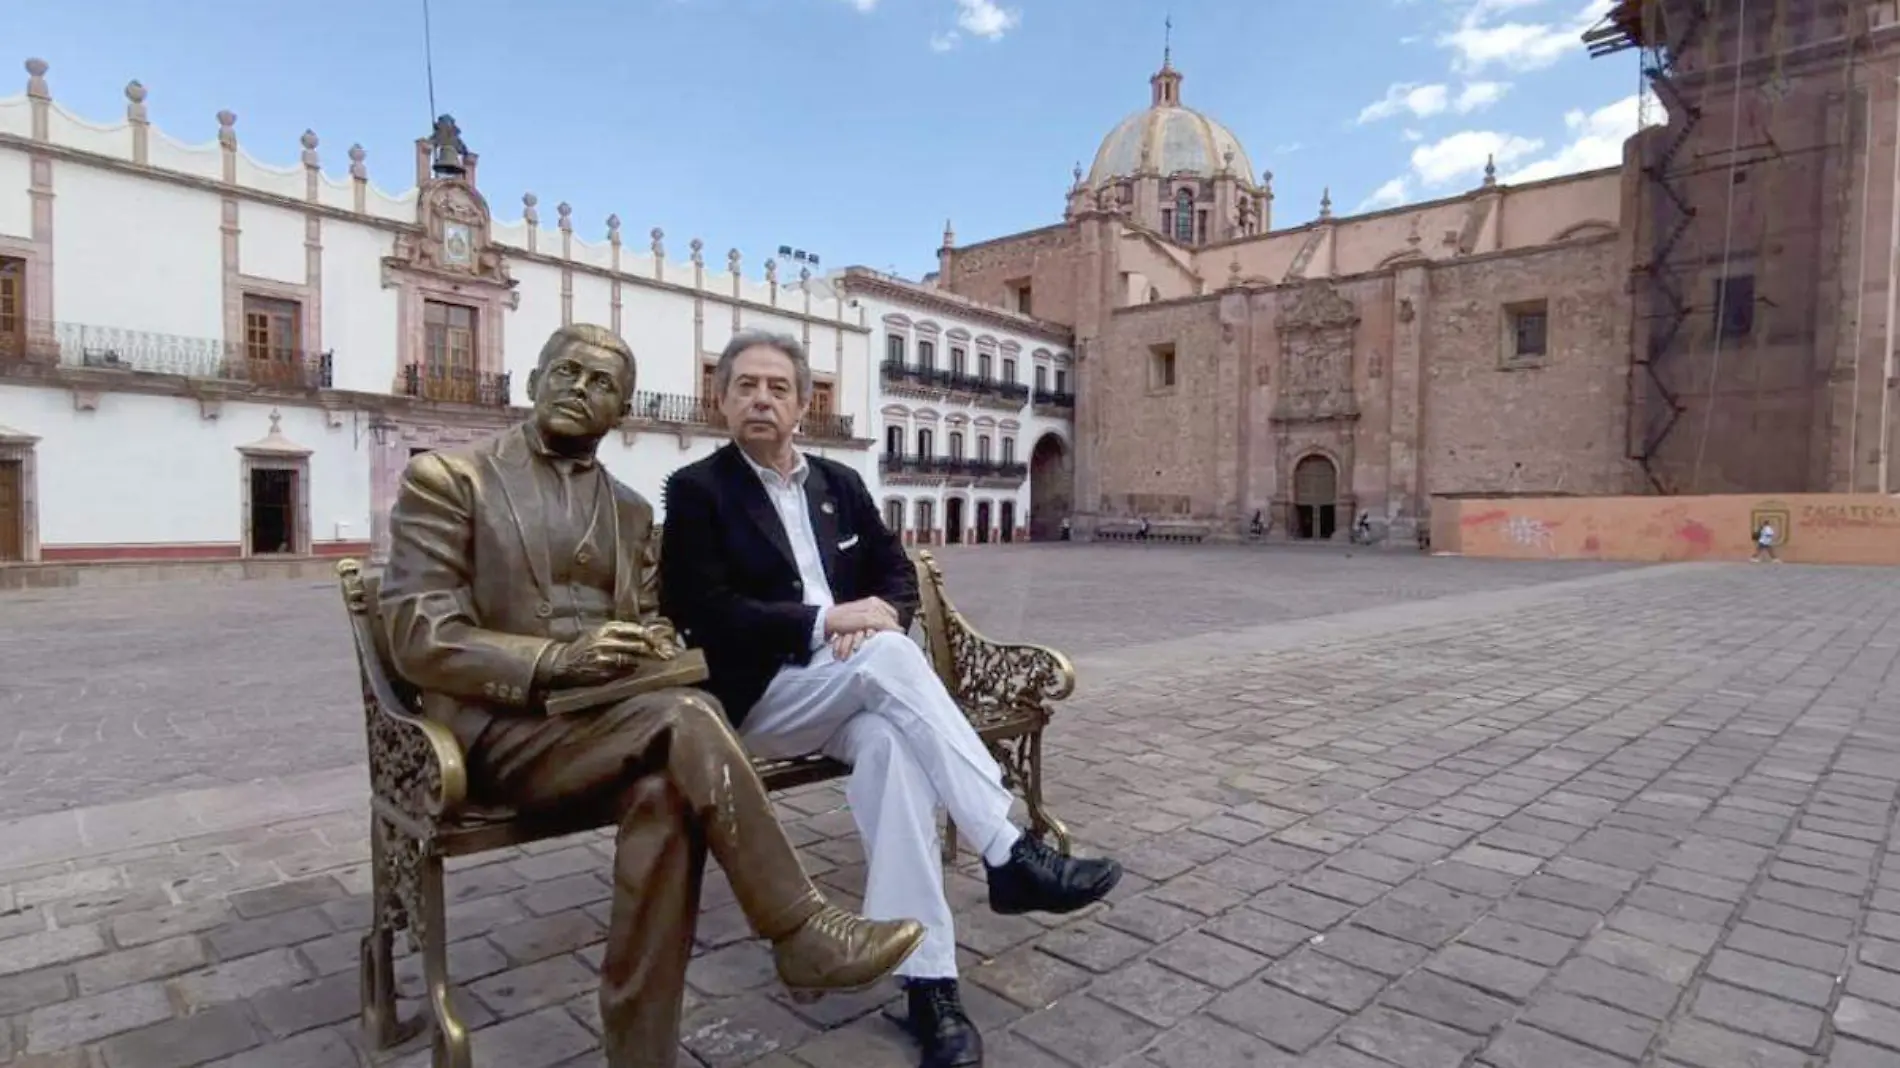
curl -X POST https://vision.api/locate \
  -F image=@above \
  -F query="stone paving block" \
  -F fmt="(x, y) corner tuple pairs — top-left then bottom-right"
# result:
(1262, 947), (1387, 1013)
(968, 946), (1092, 1009)
(488, 909), (606, 966)
(1478, 1022), (1633, 1068)
(1726, 922), (1846, 974)
(469, 954), (598, 1018)
(95, 1003), (260, 1068)
(1034, 920), (1149, 974)
(169, 948), (310, 1010)
(1457, 916), (1576, 966)
(1098, 895), (1199, 944)
(0, 926), (106, 978)
(245, 971), (359, 1039)
(225, 876), (346, 920)
(1250, 886), (1356, 932)
(1310, 924), (1428, 978)
(203, 904), (333, 961)
(1423, 945), (1547, 1001)
(25, 981), (173, 1053)
(1521, 989), (1658, 1058)
(1658, 1017), (1810, 1068)
(1833, 996), (1900, 1053)
(200, 1025), (359, 1068)
(0, 968), (74, 1017)
(1334, 1006), (1482, 1068)
(72, 936), (207, 997)
(1086, 959), (1215, 1028)
(1013, 993), (1158, 1066)
(1377, 970), (1514, 1034)
(1144, 874), (1249, 916)
(1205, 979), (1344, 1052)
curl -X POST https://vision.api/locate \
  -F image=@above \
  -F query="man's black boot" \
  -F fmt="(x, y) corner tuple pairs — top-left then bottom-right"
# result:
(985, 834), (1122, 916)
(904, 978), (982, 1067)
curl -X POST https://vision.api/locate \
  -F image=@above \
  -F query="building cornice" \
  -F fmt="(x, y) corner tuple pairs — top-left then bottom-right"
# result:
(836, 268), (1073, 346)
(0, 132), (867, 336)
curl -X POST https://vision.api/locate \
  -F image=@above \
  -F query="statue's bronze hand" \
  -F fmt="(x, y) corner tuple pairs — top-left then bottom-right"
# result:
(550, 623), (667, 686)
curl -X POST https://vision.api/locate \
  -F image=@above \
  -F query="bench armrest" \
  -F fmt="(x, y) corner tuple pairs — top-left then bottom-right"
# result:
(910, 550), (1077, 714)
(339, 560), (469, 825)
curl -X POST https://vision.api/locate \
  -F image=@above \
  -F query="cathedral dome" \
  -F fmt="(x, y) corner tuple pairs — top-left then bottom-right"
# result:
(1086, 62), (1254, 187)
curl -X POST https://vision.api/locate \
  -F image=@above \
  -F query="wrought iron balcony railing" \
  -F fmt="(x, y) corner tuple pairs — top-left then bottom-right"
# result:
(880, 454), (1028, 480)
(400, 363), (511, 407)
(629, 392), (853, 441)
(880, 359), (1030, 406)
(0, 320), (333, 390)
(1033, 387), (1076, 408)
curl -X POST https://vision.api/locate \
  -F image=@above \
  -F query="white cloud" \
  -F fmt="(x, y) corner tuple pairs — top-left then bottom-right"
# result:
(929, 31), (960, 51)
(955, 0), (1019, 39)
(1410, 129), (1543, 185)
(1439, 0), (1610, 74)
(1359, 79), (1509, 125)
(1359, 177), (1411, 212)
(1455, 81), (1510, 111)
(1359, 83), (1450, 124)
(1402, 128), (1426, 142)
(843, 0), (878, 10)
(1504, 92), (1663, 183)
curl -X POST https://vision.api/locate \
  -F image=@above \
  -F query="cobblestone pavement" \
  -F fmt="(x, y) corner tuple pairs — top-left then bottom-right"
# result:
(0, 545), (1628, 820)
(5, 550), (1900, 1068)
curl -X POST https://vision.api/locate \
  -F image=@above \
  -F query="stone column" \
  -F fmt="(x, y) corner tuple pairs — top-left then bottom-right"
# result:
(1386, 264), (1429, 543)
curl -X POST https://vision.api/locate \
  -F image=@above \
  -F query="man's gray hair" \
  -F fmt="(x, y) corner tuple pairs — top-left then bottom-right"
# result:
(711, 329), (812, 402)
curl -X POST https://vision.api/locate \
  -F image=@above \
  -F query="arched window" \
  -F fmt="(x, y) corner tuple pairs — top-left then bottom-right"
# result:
(884, 425), (903, 456)
(948, 431), (965, 460)
(1173, 189), (1194, 243)
(977, 434), (992, 462)
(1002, 437), (1015, 464)
(917, 427), (934, 455)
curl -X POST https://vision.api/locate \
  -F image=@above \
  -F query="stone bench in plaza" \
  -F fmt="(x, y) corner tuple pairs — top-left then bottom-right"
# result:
(334, 547), (1077, 1067)
(1095, 521), (1212, 543)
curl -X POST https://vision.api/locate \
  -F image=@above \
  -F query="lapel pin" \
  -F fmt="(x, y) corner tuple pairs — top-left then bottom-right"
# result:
(820, 501), (836, 515)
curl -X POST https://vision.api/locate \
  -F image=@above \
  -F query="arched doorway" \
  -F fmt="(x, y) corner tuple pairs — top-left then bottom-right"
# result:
(883, 498), (905, 537)
(1028, 433), (1072, 541)
(944, 497), (965, 544)
(1000, 501), (1016, 542)
(1292, 454), (1339, 540)
(914, 499), (936, 545)
(975, 500), (992, 544)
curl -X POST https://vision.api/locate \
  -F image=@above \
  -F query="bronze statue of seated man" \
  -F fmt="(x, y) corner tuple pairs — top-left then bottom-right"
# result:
(378, 323), (923, 1068)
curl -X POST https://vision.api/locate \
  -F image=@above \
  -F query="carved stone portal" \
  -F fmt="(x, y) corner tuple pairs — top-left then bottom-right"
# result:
(1271, 282), (1358, 425)
(382, 178), (519, 306)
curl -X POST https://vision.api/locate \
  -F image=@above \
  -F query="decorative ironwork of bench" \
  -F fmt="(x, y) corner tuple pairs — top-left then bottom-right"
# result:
(335, 547), (1075, 1068)
(1096, 523), (1211, 543)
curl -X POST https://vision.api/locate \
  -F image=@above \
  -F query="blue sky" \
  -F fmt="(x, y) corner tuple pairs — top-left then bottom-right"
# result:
(9, 0), (1643, 280)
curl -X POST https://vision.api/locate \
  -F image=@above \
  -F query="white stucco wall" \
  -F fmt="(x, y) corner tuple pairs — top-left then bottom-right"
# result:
(320, 219), (400, 393)
(0, 149), (29, 240)
(0, 382), (372, 549)
(55, 165), (223, 338)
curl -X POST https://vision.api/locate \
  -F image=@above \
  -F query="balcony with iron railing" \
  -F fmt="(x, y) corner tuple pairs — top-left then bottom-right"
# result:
(879, 358), (1031, 408)
(399, 363), (512, 408)
(1033, 386), (1076, 410)
(879, 453), (1029, 483)
(630, 390), (857, 442)
(0, 320), (334, 390)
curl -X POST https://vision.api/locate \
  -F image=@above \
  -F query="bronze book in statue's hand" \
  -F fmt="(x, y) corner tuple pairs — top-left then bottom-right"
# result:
(543, 648), (710, 716)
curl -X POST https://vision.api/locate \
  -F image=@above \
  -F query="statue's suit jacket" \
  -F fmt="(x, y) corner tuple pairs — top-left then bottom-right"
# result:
(379, 422), (662, 755)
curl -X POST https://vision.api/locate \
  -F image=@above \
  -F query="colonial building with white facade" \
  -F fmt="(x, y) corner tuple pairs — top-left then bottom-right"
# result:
(0, 58), (873, 566)
(837, 264), (1074, 545)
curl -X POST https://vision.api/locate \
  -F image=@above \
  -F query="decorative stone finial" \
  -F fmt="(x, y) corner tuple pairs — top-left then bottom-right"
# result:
(300, 130), (319, 169)
(268, 409), (283, 432)
(24, 58), (48, 100)
(1073, 161), (1083, 186)
(1262, 169), (1274, 193)
(556, 202), (573, 232)
(727, 248), (741, 273)
(690, 237), (704, 266)
(216, 110), (237, 147)
(1482, 154), (1497, 188)
(124, 80), (147, 121)
(799, 266), (812, 285)
(1319, 187), (1333, 220)
(606, 214), (621, 242)
(348, 144), (367, 180)
(942, 219), (955, 248)
(1229, 255), (1242, 285)
(1223, 146), (1235, 173)
(650, 227), (665, 258)
(765, 259), (778, 284)
(522, 192), (539, 226)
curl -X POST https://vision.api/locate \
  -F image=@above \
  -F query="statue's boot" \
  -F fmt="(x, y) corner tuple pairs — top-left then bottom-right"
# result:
(771, 906), (924, 1000)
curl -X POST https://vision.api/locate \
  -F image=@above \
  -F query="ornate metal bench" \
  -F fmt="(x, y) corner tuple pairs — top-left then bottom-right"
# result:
(335, 547), (1075, 1068)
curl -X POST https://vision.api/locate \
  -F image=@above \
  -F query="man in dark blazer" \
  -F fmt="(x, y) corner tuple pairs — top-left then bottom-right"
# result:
(379, 324), (923, 1068)
(660, 329), (1123, 1068)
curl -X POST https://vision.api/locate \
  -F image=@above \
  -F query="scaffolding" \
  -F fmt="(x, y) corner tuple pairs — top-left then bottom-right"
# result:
(1581, 0), (1869, 495)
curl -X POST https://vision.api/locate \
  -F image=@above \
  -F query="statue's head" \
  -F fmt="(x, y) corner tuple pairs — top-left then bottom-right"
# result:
(710, 329), (813, 457)
(526, 324), (635, 448)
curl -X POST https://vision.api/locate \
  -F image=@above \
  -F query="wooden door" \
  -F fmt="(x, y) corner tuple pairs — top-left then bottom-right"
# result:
(0, 460), (23, 561)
